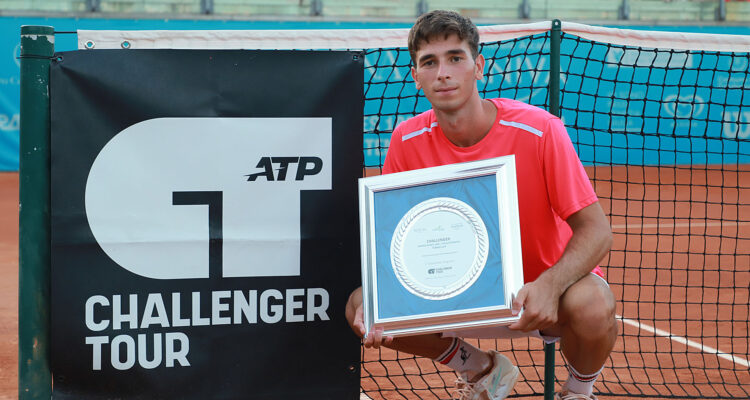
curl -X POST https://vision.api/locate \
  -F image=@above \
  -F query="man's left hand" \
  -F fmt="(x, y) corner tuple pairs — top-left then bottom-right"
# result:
(508, 275), (562, 332)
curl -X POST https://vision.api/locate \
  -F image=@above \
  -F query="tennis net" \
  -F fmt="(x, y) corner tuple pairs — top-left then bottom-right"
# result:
(358, 22), (749, 399)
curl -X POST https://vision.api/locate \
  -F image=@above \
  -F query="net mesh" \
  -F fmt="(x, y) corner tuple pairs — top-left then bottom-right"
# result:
(360, 28), (750, 399)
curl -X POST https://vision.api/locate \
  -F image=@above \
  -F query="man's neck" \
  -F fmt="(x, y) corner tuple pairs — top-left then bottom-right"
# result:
(435, 98), (497, 148)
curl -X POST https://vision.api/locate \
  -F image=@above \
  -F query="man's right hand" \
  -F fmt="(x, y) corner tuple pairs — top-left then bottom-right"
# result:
(346, 287), (394, 349)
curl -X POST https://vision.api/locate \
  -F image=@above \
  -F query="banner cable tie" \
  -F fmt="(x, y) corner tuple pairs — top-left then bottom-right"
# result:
(17, 55), (57, 60)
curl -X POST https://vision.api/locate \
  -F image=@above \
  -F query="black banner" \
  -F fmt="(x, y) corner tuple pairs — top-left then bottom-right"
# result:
(50, 49), (363, 399)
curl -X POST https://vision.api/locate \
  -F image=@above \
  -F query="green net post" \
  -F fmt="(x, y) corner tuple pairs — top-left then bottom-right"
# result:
(544, 341), (557, 400)
(18, 25), (54, 400)
(549, 19), (561, 117)
(544, 19), (562, 400)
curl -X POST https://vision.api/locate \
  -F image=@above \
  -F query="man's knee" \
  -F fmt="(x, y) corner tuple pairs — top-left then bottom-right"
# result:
(560, 275), (617, 338)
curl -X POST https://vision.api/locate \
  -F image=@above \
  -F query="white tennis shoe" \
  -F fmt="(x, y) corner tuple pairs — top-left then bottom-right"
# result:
(555, 391), (598, 399)
(453, 350), (519, 400)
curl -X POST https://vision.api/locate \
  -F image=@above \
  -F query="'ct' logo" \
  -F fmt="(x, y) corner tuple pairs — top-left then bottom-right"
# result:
(85, 118), (332, 280)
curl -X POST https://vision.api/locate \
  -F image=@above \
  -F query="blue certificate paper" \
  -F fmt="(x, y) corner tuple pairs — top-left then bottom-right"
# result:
(358, 156), (524, 337)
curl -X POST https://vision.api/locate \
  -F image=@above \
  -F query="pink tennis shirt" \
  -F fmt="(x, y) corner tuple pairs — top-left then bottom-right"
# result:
(383, 98), (603, 283)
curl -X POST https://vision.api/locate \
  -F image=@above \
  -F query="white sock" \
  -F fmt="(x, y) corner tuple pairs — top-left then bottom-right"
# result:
(434, 338), (491, 380)
(564, 363), (603, 396)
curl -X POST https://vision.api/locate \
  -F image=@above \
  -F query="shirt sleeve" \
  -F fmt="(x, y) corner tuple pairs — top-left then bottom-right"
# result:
(541, 117), (598, 220)
(382, 123), (406, 175)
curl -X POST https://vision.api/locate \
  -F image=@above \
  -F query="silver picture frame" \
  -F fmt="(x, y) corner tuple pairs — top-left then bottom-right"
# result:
(358, 155), (524, 338)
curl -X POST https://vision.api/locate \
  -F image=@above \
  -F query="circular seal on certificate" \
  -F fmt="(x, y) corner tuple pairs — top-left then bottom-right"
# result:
(390, 197), (489, 300)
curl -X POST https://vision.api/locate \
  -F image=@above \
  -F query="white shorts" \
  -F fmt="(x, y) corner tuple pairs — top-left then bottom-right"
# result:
(441, 273), (609, 344)
(441, 325), (560, 344)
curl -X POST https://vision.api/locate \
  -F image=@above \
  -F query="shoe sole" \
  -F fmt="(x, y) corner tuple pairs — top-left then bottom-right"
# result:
(495, 366), (520, 400)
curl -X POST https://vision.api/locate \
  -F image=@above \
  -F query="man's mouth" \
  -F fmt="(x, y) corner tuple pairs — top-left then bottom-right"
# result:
(435, 87), (457, 93)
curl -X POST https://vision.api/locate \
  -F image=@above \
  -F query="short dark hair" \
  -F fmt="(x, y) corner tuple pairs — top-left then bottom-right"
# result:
(408, 10), (480, 64)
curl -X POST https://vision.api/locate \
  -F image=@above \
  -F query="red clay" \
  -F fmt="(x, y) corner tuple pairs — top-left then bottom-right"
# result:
(0, 172), (19, 400)
(2, 165), (748, 399)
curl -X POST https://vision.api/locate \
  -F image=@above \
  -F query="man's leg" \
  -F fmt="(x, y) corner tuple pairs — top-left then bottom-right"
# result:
(372, 332), (453, 359)
(542, 274), (618, 396)
(345, 287), (493, 381)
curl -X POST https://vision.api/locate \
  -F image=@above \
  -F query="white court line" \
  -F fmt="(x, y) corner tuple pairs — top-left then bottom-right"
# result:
(612, 221), (750, 230)
(360, 394), (373, 400)
(617, 315), (750, 368)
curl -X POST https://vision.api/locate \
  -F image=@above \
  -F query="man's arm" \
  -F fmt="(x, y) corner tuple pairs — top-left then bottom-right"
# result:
(345, 286), (394, 348)
(509, 201), (612, 332)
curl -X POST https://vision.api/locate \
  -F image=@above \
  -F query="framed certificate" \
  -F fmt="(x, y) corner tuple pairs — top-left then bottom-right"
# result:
(358, 156), (524, 338)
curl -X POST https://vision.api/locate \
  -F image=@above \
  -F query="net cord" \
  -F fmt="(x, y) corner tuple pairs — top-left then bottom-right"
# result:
(76, 21), (750, 52)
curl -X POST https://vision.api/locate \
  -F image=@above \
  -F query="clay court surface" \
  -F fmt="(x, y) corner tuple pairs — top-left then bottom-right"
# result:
(1, 165), (748, 399)
(1, 172), (18, 400)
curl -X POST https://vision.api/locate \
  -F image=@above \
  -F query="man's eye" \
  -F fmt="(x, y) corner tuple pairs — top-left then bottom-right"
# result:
(451, 56), (462, 62)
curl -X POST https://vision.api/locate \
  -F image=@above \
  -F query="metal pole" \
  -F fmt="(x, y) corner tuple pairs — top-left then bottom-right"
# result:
(201, 0), (214, 15)
(18, 25), (54, 400)
(716, 0), (726, 21)
(619, 0), (631, 20)
(85, 0), (100, 12)
(416, 0), (428, 16)
(549, 19), (561, 118)
(311, 0), (323, 16)
(545, 21), (562, 400)
(520, 0), (531, 19)
(544, 342), (557, 400)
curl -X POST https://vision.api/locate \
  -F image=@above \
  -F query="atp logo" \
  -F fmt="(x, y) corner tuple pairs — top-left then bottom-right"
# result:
(85, 118), (332, 279)
(246, 156), (323, 181)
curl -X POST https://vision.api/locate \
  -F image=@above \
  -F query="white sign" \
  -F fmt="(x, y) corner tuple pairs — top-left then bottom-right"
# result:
(85, 117), (332, 279)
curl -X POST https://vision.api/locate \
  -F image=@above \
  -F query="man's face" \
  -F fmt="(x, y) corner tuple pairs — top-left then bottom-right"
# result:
(411, 34), (484, 113)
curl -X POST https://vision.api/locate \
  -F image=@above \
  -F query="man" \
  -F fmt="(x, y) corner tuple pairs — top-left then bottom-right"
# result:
(345, 10), (617, 400)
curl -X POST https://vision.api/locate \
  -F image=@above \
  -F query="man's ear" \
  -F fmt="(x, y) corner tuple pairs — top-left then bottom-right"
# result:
(411, 66), (422, 90)
(474, 53), (485, 80)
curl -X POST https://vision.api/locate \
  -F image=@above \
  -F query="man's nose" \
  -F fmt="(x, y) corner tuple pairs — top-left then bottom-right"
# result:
(437, 63), (450, 80)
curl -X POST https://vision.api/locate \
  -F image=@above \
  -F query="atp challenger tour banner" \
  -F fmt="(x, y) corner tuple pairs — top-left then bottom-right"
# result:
(50, 49), (363, 399)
